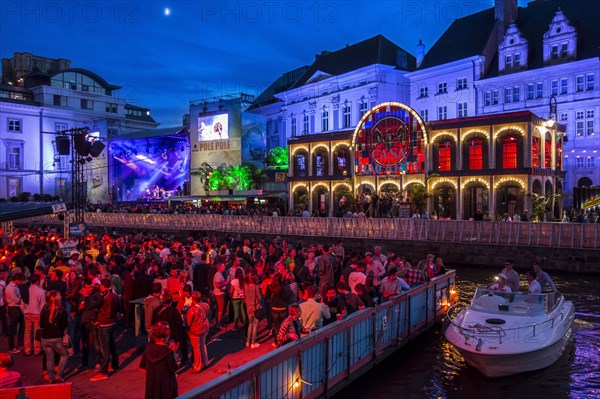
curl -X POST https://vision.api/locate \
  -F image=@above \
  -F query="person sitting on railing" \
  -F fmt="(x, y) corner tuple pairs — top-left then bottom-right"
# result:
(276, 305), (306, 347)
(533, 263), (557, 293)
(487, 274), (512, 293)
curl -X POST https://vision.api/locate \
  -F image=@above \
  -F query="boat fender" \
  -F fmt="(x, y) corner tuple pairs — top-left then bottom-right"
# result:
(441, 317), (451, 334)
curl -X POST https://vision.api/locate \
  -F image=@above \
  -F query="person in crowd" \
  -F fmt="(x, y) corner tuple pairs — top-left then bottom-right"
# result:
(5, 273), (25, 354)
(268, 274), (290, 347)
(186, 291), (210, 373)
(212, 263), (228, 330)
(354, 284), (375, 307)
(22, 274), (45, 356)
(152, 291), (184, 364)
(527, 270), (541, 294)
(276, 305), (305, 347)
(336, 282), (364, 314)
(364, 252), (385, 289)
(230, 268), (246, 330)
(299, 285), (331, 332)
(533, 262), (557, 292)
(79, 280), (104, 370)
(322, 285), (345, 325)
(405, 260), (426, 287)
(139, 321), (178, 399)
(243, 274), (262, 349)
(89, 278), (119, 382)
(39, 290), (69, 384)
(500, 259), (520, 292)
(144, 283), (163, 336)
(348, 263), (367, 295)
(0, 353), (22, 388)
(380, 268), (410, 301)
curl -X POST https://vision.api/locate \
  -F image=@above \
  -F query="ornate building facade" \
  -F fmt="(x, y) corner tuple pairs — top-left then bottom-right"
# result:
(288, 102), (565, 220)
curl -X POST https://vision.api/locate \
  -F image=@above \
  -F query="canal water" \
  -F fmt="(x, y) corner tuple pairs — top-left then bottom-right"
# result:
(336, 266), (600, 399)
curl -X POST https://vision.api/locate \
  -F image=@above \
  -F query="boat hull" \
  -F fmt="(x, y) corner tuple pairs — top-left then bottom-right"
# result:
(456, 325), (572, 378)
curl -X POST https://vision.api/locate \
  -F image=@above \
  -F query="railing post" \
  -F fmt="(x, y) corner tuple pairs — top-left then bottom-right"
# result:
(324, 336), (330, 395)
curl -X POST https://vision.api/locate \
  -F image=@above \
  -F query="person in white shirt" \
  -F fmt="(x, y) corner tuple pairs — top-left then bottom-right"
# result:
(364, 253), (385, 288)
(487, 274), (512, 293)
(348, 264), (367, 295)
(22, 275), (46, 355)
(299, 286), (330, 331)
(527, 270), (541, 294)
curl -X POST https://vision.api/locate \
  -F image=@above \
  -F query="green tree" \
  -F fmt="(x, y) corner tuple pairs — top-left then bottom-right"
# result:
(265, 146), (289, 169)
(529, 192), (567, 222)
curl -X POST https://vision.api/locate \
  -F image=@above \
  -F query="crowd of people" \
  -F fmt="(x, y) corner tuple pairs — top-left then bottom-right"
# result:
(487, 259), (557, 295)
(0, 227), (450, 397)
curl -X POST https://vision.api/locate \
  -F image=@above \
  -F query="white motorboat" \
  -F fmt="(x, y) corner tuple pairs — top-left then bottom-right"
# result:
(444, 287), (574, 378)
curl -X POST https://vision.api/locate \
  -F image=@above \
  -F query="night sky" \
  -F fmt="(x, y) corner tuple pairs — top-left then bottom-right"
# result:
(1, 1), (519, 127)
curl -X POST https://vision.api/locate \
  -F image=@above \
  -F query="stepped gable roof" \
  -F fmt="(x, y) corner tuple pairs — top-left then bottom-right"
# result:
(291, 34), (416, 89)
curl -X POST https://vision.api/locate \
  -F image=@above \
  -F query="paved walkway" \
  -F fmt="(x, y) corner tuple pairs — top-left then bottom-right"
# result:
(1, 321), (273, 399)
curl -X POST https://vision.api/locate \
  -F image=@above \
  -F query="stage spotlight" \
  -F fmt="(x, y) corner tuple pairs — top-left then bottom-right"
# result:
(78, 158), (87, 165)
(89, 141), (105, 157)
(56, 136), (70, 155)
(86, 156), (93, 163)
(73, 133), (91, 156)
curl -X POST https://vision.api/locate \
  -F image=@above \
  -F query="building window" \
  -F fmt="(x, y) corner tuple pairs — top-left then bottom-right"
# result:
(315, 153), (325, 177)
(586, 157), (595, 168)
(419, 87), (428, 98)
(505, 54), (513, 69)
(560, 78), (568, 95)
(505, 87), (513, 103)
(551, 44), (559, 60)
(437, 106), (447, 120)
(105, 103), (117, 113)
(55, 123), (67, 132)
(420, 109), (428, 122)
(560, 42), (568, 58)
(7, 118), (22, 133)
(587, 73), (595, 91)
(53, 95), (67, 106)
(468, 138), (483, 170)
(437, 82), (447, 94)
(544, 135), (552, 168)
(502, 136), (518, 168)
(560, 112), (568, 122)
(551, 80), (558, 96)
(291, 116), (297, 136)
(576, 121), (584, 136)
(576, 75), (584, 92)
(536, 82), (543, 98)
(303, 113), (309, 135)
(587, 120), (595, 136)
(527, 83), (534, 100)
(81, 99), (94, 110)
(295, 153), (306, 177)
(458, 102), (467, 118)
(6, 143), (23, 170)
(457, 78), (467, 90)
(359, 101), (368, 118)
(342, 103), (351, 128)
(485, 91), (491, 106)
(438, 141), (451, 171)
(575, 157), (584, 168)
(514, 53), (520, 67)
(321, 107), (329, 132)
(532, 136), (541, 168)
(576, 110), (595, 136)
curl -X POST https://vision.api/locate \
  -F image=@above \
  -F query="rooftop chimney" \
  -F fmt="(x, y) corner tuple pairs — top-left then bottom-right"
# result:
(416, 39), (425, 68)
(495, 0), (518, 43)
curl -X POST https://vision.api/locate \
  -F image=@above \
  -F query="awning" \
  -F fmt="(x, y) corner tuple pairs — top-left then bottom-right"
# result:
(0, 202), (68, 222)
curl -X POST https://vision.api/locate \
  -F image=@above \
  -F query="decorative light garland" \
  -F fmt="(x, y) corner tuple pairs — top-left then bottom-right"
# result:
(332, 182), (352, 191)
(356, 181), (376, 190)
(461, 177), (490, 189)
(431, 131), (457, 143)
(462, 129), (489, 141)
(310, 144), (329, 154)
(291, 146), (309, 156)
(430, 178), (458, 190)
(494, 125), (526, 139)
(311, 182), (330, 192)
(403, 180), (425, 188)
(332, 142), (350, 152)
(378, 180), (402, 190)
(291, 183), (308, 192)
(493, 177), (526, 189)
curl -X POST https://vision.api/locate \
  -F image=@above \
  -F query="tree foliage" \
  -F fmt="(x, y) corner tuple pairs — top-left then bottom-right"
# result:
(265, 146), (289, 169)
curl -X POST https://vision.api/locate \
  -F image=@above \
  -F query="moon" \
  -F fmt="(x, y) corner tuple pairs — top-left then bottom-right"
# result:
(164, 8), (171, 16)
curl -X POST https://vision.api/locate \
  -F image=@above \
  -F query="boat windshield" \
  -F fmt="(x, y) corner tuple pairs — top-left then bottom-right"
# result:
(469, 288), (562, 316)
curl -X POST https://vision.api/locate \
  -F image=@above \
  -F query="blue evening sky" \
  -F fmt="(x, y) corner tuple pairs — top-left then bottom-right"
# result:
(1, 1), (526, 127)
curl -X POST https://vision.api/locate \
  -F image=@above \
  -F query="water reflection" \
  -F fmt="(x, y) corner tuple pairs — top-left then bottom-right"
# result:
(335, 267), (600, 399)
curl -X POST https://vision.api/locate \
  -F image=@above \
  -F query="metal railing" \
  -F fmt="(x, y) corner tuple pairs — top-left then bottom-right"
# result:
(16, 214), (600, 249)
(177, 271), (456, 399)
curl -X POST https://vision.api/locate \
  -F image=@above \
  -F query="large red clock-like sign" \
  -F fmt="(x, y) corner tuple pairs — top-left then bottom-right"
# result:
(368, 116), (410, 167)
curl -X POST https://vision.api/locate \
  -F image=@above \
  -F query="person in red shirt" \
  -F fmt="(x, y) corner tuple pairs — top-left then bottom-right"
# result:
(0, 352), (22, 388)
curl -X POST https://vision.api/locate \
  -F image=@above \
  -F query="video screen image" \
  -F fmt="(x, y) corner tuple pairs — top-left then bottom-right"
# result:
(198, 113), (229, 141)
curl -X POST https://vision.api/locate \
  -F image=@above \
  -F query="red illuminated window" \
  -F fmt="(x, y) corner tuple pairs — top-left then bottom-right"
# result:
(438, 141), (451, 171)
(468, 138), (483, 170)
(532, 136), (541, 168)
(544, 137), (552, 168)
(502, 136), (518, 168)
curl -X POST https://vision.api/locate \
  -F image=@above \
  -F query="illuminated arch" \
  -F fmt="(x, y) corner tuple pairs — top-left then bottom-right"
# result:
(403, 180), (425, 188)
(311, 183), (330, 192)
(351, 101), (428, 147)
(292, 184), (308, 193)
(462, 129), (489, 141)
(494, 126), (525, 139)
(291, 146), (308, 156)
(311, 144), (329, 154)
(461, 177), (490, 190)
(494, 177), (526, 190)
(431, 131), (457, 143)
(430, 178), (458, 190)
(356, 181), (376, 192)
(378, 180), (402, 191)
(332, 142), (350, 152)
(333, 182), (352, 192)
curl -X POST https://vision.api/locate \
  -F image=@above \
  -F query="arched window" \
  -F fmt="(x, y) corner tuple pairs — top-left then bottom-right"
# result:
(502, 136), (518, 168)
(438, 141), (452, 171)
(294, 152), (307, 177)
(313, 151), (327, 177)
(532, 135), (541, 168)
(544, 133), (552, 168)
(468, 138), (483, 170)
(334, 147), (350, 176)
